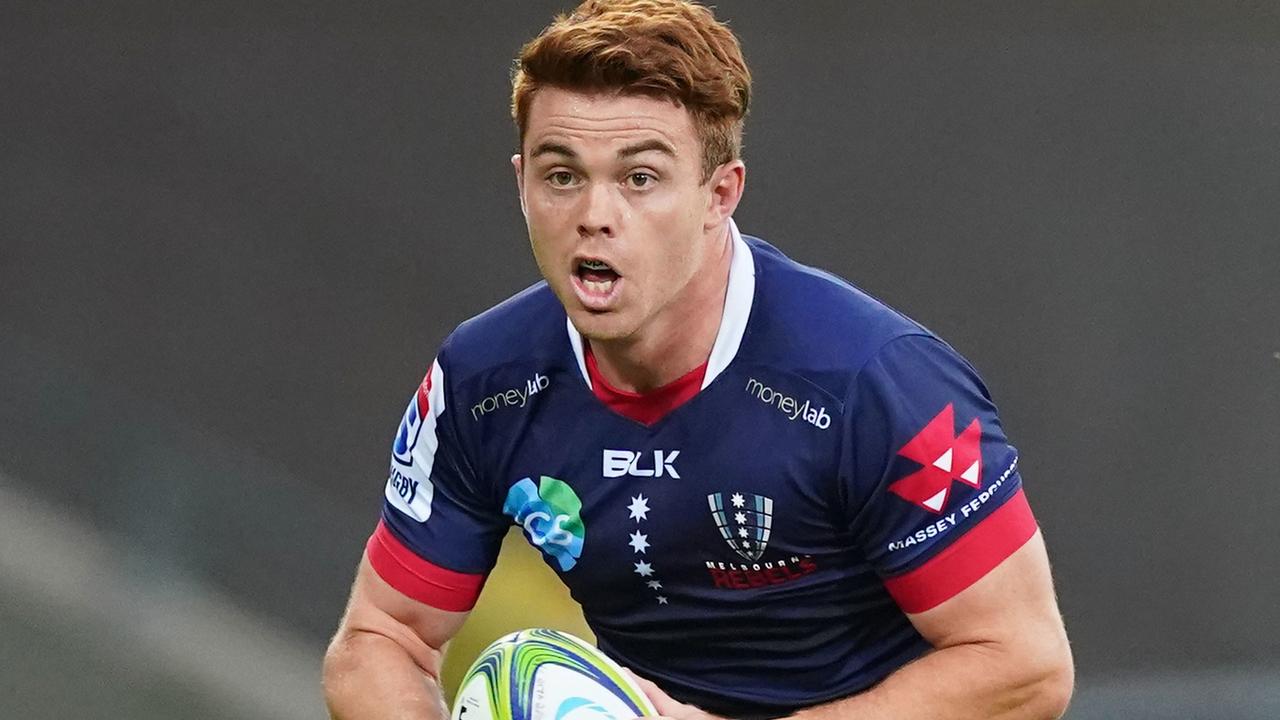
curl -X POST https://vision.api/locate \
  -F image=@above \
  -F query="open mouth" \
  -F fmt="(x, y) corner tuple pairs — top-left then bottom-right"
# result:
(572, 257), (622, 310)
(577, 258), (619, 292)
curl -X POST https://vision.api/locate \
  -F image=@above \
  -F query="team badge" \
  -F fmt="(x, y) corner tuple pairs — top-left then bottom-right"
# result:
(889, 403), (983, 514)
(708, 492), (773, 562)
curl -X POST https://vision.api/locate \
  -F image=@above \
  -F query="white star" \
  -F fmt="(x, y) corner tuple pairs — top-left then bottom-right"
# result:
(738, 527), (749, 538)
(633, 561), (654, 577)
(628, 531), (650, 554)
(731, 493), (746, 508)
(656, 595), (669, 605)
(742, 540), (751, 548)
(646, 580), (663, 590)
(734, 511), (747, 524)
(627, 495), (650, 522)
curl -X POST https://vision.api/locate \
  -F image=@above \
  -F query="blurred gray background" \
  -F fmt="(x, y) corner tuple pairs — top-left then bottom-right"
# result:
(1, 1), (1278, 718)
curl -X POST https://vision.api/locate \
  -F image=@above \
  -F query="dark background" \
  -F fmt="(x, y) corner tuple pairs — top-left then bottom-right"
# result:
(1, 1), (1278, 717)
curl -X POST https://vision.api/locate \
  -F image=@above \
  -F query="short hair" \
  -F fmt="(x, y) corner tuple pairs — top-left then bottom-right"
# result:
(511, 0), (752, 183)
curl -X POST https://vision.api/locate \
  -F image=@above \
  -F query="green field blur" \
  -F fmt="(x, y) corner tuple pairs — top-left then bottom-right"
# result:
(440, 529), (593, 701)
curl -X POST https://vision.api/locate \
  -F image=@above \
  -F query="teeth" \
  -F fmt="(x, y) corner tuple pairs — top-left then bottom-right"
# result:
(581, 259), (612, 271)
(582, 277), (615, 294)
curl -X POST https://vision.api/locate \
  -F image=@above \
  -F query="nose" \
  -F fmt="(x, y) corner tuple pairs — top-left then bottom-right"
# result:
(577, 182), (617, 240)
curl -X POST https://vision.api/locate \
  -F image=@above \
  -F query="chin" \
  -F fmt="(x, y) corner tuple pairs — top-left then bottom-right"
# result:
(568, 308), (638, 343)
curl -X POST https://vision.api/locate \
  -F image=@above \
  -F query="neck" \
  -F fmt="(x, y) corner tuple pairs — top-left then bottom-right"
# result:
(590, 224), (734, 393)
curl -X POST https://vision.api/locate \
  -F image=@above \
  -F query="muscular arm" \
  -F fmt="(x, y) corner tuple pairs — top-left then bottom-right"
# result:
(639, 530), (1073, 720)
(794, 530), (1073, 720)
(323, 554), (470, 720)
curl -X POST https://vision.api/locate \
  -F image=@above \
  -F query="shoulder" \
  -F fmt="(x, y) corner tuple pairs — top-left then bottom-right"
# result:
(740, 234), (941, 396)
(436, 281), (568, 383)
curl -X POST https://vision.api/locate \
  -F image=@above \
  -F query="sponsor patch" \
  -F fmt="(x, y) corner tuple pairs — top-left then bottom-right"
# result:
(503, 476), (586, 571)
(888, 403), (982, 513)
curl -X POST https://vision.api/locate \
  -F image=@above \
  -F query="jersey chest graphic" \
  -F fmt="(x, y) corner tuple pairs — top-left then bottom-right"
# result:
(487, 373), (844, 612)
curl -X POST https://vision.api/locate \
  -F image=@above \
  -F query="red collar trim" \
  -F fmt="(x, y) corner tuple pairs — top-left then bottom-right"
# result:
(585, 345), (707, 426)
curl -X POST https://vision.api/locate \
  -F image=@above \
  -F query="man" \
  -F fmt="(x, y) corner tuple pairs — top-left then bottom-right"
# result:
(323, 1), (1074, 719)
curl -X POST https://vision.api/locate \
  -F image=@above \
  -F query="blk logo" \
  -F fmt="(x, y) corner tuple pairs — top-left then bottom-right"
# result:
(602, 449), (680, 478)
(889, 403), (982, 514)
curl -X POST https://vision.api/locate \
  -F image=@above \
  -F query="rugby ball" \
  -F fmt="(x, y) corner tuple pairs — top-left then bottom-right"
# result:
(450, 628), (657, 720)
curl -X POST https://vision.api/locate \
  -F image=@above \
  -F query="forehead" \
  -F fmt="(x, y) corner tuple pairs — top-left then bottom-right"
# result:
(523, 86), (698, 156)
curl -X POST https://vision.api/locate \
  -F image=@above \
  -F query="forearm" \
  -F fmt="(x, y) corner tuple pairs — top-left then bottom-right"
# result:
(323, 629), (449, 720)
(790, 640), (1073, 720)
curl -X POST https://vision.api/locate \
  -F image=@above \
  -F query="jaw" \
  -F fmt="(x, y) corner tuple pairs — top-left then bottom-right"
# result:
(566, 301), (641, 343)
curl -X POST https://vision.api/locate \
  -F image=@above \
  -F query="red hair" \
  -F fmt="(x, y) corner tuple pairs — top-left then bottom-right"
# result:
(512, 0), (752, 182)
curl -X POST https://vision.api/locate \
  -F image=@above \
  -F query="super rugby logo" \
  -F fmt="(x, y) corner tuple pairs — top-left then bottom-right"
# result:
(385, 360), (444, 523)
(393, 366), (434, 467)
(888, 403), (982, 513)
(503, 476), (586, 571)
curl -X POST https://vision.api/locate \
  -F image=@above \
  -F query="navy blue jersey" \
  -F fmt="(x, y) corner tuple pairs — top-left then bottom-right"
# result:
(367, 222), (1037, 718)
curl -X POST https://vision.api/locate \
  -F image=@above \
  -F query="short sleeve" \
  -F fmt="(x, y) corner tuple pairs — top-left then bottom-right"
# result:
(842, 334), (1038, 613)
(366, 351), (509, 611)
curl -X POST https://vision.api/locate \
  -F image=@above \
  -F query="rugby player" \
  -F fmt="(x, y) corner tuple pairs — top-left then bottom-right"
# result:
(323, 2), (1074, 718)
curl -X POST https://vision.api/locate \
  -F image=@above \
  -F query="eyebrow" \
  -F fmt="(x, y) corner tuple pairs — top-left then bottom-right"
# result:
(527, 138), (677, 161)
(617, 139), (677, 159)
(529, 142), (577, 159)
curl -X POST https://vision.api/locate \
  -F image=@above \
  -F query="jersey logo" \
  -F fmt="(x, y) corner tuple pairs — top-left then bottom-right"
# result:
(889, 403), (982, 514)
(503, 476), (586, 571)
(708, 492), (773, 561)
(393, 369), (433, 467)
(602, 449), (680, 478)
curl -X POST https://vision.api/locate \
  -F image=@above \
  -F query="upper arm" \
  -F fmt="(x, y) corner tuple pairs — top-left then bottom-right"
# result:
(332, 352), (508, 674)
(332, 553), (471, 679)
(906, 529), (1069, 660)
(843, 333), (1035, 612)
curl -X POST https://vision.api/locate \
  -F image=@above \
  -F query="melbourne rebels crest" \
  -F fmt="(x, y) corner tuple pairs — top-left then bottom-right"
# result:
(708, 492), (773, 562)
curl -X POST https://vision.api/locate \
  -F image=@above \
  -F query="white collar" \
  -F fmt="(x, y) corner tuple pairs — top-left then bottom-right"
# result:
(566, 218), (756, 390)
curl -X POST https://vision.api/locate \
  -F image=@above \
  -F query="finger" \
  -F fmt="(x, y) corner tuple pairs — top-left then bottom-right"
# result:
(631, 676), (688, 717)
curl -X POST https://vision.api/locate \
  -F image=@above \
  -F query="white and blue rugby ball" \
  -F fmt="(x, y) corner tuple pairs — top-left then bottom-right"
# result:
(450, 628), (657, 720)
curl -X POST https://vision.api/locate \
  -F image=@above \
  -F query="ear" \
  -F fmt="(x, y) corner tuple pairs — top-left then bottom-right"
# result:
(512, 153), (528, 218)
(703, 159), (746, 231)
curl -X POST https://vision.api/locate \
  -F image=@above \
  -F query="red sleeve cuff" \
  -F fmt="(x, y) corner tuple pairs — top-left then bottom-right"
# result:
(883, 488), (1038, 614)
(366, 519), (487, 612)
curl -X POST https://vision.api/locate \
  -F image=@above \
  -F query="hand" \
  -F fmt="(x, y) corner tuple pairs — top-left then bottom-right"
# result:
(624, 669), (729, 720)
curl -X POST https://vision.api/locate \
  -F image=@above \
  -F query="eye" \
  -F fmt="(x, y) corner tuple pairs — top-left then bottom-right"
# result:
(548, 171), (576, 187)
(627, 172), (655, 189)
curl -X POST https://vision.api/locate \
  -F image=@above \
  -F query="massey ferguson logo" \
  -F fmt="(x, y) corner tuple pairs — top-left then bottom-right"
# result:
(889, 403), (982, 513)
(602, 449), (680, 478)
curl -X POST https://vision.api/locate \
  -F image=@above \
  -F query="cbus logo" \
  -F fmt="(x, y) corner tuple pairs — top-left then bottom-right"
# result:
(503, 476), (586, 571)
(602, 449), (680, 479)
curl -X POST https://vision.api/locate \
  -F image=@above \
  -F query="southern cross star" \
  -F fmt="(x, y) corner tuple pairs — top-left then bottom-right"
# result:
(628, 495), (650, 522)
